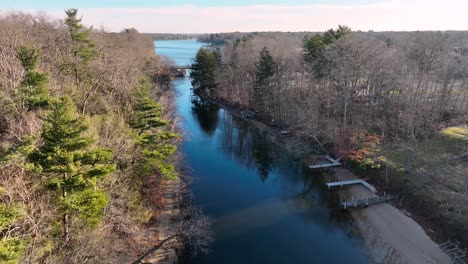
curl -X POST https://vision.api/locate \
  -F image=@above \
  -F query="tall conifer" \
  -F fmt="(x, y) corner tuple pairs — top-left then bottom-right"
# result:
(190, 48), (218, 91)
(130, 80), (178, 179)
(253, 47), (276, 113)
(16, 46), (51, 111)
(64, 9), (98, 114)
(28, 97), (115, 240)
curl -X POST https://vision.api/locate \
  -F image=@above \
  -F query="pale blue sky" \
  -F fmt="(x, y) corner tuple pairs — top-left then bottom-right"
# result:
(1, 0), (466, 33)
(2, 0), (381, 9)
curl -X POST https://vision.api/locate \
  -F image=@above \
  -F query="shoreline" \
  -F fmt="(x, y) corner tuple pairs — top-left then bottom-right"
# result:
(194, 89), (452, 264)
(148, 177), (182, 264)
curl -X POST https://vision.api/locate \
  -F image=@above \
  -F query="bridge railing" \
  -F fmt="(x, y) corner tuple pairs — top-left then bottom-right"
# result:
(172, 65), (192, 70)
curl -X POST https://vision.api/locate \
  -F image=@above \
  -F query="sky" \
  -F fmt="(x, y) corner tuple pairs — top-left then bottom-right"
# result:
(1, 0), (467, 33)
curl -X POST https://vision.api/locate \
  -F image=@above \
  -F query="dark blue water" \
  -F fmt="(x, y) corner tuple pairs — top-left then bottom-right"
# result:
(155, 40), (370, 264)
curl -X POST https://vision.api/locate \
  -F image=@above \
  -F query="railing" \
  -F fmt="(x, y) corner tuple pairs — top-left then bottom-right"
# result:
(439, 240), (467, 264)
(173, 65), (192, 70)
(340, 193), (397, 209)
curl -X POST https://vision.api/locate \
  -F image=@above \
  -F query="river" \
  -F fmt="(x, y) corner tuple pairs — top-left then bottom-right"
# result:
(155, 40), (371, 264)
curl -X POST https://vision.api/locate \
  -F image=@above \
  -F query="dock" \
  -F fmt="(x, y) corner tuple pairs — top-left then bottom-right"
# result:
(341, 194), (396, 209)
(326, 179), (377, 193)
(439, 240), (467, 264)
(309, 155), (342, 169)
(241, 110), (256, 118)
(190, 94), (201, 103)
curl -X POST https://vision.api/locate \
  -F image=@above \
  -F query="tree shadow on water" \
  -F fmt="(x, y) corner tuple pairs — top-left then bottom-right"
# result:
(192, 101), (220, 136)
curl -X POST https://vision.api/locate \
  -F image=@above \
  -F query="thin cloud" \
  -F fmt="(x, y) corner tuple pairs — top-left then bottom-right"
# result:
(10, 0), (468, 33)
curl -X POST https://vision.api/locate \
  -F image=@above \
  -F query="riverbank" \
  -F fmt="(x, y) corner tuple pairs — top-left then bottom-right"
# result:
(147, 178), (182, 264)
(194, 89), (453, 264)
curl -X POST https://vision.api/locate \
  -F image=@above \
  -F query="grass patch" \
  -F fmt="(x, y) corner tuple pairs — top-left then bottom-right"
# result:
(378, 126), (468, 242)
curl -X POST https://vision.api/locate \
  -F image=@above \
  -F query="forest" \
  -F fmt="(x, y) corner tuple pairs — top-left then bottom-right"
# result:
(191, 27), (468, 245)
(0, 9), (213, 264)
(193, 27), (468, 142)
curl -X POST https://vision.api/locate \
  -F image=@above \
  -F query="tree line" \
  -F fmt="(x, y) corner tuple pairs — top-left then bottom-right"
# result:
(191, 27), (468, 153)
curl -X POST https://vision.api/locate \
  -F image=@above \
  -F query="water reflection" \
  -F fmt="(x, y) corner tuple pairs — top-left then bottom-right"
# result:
(192, 99), (360, 237)
(191, 101), (219, 136)
(218, 113), (276, 182)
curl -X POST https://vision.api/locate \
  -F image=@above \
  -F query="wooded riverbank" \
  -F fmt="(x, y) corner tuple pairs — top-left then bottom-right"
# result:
(193, 88), (456, 264)
(0, 11), (200, 263)
(189, 28), (468, 263)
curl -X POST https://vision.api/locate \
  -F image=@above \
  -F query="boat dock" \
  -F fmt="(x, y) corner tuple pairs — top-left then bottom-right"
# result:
(326, 179), (377, 193)
(341, 194), (396, 209)
(309, 155), (342, 169)
(439, 240), (467, 264)
(311, 156), (397, 210)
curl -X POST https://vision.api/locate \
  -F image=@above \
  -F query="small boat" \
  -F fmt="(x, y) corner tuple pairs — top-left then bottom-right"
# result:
(241, 110), (256, 118)
(279, 129), (290, 136)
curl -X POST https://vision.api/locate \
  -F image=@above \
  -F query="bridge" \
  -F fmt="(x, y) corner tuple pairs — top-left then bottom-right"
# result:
(165, 65), (192, 76)
(173, 65), (192, 70)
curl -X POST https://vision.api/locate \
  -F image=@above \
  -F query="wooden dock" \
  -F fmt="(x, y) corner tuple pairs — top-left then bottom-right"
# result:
(326, 179), (377, 193)
(309, 155), (342, 169)
(341, 194), (396, 209)
(439, 240), (467, 264)
(190, 94), (201, 103)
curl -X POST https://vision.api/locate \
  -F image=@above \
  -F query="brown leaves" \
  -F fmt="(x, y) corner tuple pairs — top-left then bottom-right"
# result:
(337, 128), (382, 169)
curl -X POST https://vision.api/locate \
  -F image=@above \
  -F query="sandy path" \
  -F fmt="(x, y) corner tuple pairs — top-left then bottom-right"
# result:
(333, 168), (451, 264)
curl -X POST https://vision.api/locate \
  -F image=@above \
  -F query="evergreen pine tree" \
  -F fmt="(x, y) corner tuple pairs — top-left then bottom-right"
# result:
(130, 81), (168, 136)
(64, 9), (98, 114)
(28, 97), (115, 240)
(212, 46), (223, 66)
(0, 203), (25, 264)
(130, 80), (178, 179)
(16, 46), (51, 111)
(253, 47), (276, 113)
(303, 25), (351, 77)
(303, 35), (325, 64)
(0, 238), (25, 264)
(190, 48), (218, 92)
(65, 9), (97, 62)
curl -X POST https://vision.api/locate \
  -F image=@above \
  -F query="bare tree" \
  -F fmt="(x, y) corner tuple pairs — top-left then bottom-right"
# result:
(132, 207), (213, 264)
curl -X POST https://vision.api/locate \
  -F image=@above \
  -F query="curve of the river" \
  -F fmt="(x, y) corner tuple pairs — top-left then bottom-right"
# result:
(155, 39), (371, 264)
